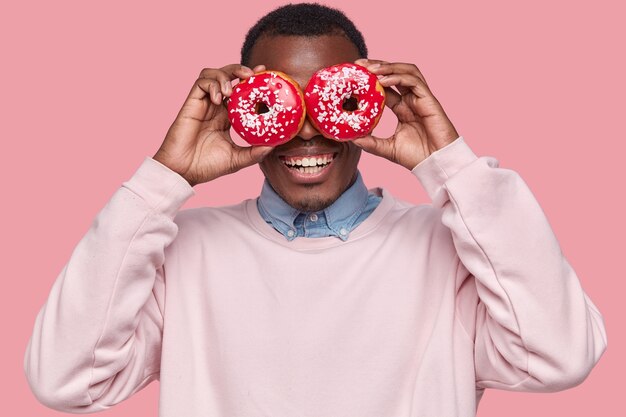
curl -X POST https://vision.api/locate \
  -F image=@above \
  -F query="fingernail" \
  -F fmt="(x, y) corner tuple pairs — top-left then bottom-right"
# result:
(370, 63), (381, 70)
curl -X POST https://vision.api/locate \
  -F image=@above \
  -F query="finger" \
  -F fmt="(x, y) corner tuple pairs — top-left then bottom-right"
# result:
(189, 77), (222, 105)
(354, 58), (390, 67)
(355, 60), (428, 100)
(216, 64), (252, 96)
(355, 59), (393, 79)
(378, 73), (431, 99)
(365, 62), (428, 86)
(213, 64), (255, 81)
(351, 60), (404, 110)
(216, 75), (232, 98)
(351, 133), (394, 159)
(205, 78), (222, 105)
(199, 64), (254, 97)
(232, 144), (274, 170)
(382, 86), (402, 110)
(220, 64), (269, 107)
(381, 74), (445, 119)
(219, 64), (267, 97)
(218, 63), (268, 106)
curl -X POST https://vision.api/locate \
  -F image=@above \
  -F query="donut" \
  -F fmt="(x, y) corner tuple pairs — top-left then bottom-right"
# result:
(303, 63), (385, 141)
(227, 70), (306, 146)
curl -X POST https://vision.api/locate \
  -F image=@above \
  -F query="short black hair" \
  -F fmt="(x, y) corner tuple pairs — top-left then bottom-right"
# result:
(240, 2), (368, 66)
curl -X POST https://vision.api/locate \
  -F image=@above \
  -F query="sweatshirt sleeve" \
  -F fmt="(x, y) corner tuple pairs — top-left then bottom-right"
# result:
(24, 157), (195, 412)
(411, 136), (607, 392)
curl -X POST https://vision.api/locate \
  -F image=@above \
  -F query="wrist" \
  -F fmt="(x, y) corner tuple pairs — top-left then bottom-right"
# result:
(151, 153), (196, 188)
(411, 136), (477, 200)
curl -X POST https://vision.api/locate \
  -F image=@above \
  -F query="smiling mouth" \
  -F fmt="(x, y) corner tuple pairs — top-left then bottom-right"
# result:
(279, 152), (338, 174)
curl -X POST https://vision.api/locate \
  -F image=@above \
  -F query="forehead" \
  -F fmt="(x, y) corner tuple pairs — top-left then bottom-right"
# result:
(247, 35), (362, 89)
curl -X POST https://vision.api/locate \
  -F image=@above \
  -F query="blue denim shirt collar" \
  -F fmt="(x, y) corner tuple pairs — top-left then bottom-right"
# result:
(257, 170), (370, 241)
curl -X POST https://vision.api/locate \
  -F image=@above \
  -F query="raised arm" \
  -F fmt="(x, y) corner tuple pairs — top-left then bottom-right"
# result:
(412, 136), (607, 392)
(352, 57), (607, 392)
(24, 157), (194, 412)
(24, 62), (270, 412)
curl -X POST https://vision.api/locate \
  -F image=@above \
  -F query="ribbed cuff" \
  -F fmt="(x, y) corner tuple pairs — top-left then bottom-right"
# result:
(411, 136), (479, 202)
(121, 157), (196, 218)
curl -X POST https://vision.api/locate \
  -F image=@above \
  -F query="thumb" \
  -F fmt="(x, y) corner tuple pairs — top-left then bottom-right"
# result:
(352, 134), (389, 158)
(250, 145), (274, 163)
(233, 145), (274, 169)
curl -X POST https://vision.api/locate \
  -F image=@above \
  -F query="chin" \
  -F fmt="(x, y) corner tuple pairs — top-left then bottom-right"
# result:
(280, 186), (339, 212)
(259, 141), (361, 212)
(294, 196), (335, 212)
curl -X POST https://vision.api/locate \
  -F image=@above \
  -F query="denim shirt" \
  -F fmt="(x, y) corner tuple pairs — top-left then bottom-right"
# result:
(257, 170), (382, 241)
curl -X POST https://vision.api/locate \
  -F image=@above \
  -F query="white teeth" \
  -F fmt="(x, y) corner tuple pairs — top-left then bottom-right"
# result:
(285, 164), (325, 174)
(282, 154), (335, 169)
(301, 166), (322, 174)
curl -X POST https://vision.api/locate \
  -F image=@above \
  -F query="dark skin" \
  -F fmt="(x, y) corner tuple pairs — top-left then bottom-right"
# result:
(153, 34), (459, 212)
(248, 35), (363, 212)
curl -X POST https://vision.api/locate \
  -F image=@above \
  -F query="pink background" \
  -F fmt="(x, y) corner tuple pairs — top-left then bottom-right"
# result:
(2, 0), (623, 415)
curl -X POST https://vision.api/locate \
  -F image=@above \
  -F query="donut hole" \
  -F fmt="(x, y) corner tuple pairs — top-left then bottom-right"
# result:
(342, 95), (359, 112)
(255, 101), (270, 114)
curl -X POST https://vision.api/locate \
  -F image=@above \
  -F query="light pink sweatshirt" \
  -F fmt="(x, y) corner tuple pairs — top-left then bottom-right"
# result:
(24, 137), (607, 416)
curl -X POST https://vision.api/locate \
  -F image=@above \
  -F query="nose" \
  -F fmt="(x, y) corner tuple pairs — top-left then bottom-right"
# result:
(296, 117), (322, 141)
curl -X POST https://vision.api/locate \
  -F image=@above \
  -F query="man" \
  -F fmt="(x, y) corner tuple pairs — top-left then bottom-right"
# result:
(24, 3), (607, 416)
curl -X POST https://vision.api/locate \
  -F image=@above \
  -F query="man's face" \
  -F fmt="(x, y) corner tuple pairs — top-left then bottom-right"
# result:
(247, 34), (363, 212)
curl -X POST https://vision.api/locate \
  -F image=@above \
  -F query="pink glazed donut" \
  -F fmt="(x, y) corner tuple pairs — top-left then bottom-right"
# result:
(303, 63), (386, 141)
(227, 71), (306, 146)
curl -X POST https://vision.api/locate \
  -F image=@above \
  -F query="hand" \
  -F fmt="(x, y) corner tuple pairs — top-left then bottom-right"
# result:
(153, 64), (273, 187)
(352, 59), (460, 170)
